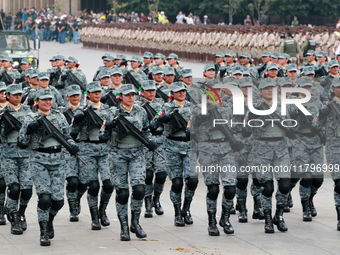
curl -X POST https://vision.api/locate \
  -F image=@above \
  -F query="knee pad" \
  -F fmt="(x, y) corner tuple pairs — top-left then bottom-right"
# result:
(335, 179), (340, 195)
(51, 199), (64, 211)
(262, 181), (274, 198)
(278, 178), (291, 194)
(20, 188), (32, 201)
(77, 183), (88, 194)
(38, 194), (51, 211)
(155, 172), (167, 184)
(88, 181), (100, 197)
(132, 184), (145, 200)
(312, 177), (324, 189)
(145, 170), (154, 185)
(237, 178), (249, 190)
(300, 178), (313, 189)
(0, 178), (5, 193)
(290, 178), (300, 188)
(8, 183), (20, 200)
(116, 189), (129, 205)
(207, 184), (220, 200)
(223, 186), (236, 200)
(171, 177), (183, 194)
(252, 178), (261, 188)
(185, 177), (198, 191)
(66, 177), (79, 193)
(102, 179), (114, 194)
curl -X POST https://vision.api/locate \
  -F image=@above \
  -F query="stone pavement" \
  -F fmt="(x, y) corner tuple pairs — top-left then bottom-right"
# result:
(0, 41), (338, 255)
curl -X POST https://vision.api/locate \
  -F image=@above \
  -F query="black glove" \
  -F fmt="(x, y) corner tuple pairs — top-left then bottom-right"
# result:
(26, 121), (40, 135)
(148, 72), (153, 80)
(286, 129), (296, 140)
(105, 120), (117, 130)
(73, 112), (85, 124)
(61, 74), (68, 81)
(100, 94), (108, 104)
(148, 140), (159, 151)
(219, 67), (226, 78)
(69, 144), (79, 156)
(319, 105), (331, 120)
(158, 114), (171, 123)
(17, 137), (28, 149)
(54, 83), (65, 89)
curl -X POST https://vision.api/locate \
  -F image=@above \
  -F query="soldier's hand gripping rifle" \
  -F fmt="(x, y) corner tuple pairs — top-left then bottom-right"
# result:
(0, 109), (22, 135)
(37, 115), (86, 165)
(0, 70), (14, 85)
(49, 68), (61, 86)
(83, 105), (104, 131)
(115, 114), (165, 160)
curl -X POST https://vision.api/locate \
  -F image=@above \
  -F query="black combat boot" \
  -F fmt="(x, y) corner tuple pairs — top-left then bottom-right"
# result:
(99, 200), (110, 226)
(10, 211), (23, 235)
(309, 193), (317, 217)
(263, 209), (274, 233)
(173, 203), (185, 227)
(76, 193), (82, 215)
(0, 202), (6, 225)
(301, 200), (312, 222)
(207, 210), (220, 236)
(153, 192), (164, 215)
(252, 196), (265, 220)
(336, 206), (340, 231)
(181, 198), (193, 225)
(68, 199), (79, 222)
(18, 205), (27, 231)
(288, 192), (293, 208)
(130, 211), (147, 238)
(48, 214), (55, 239)
(89, 206), (101, 230)
(221, 205), (234, 234)
(118, 214), (130, 241)
(39, 221), (50, 246)
(230, 205), (236, 215)
(273, 206), (288, 232)
(144, 196), (153, 218)
(237, 198), (248, 223)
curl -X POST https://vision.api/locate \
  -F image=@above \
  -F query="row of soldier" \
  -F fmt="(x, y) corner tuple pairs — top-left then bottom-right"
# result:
(0, 49), (340, 247)
(80, 23), (340, 62)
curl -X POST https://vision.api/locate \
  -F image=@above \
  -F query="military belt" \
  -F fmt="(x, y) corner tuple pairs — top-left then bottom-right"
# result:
(35, 146), (62, 153)
(167, 135), (189, 142)
(258, 137), (283, 141)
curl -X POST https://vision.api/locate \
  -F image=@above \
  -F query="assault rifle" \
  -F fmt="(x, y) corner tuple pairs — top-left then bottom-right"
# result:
(49, 68), (61, 86)
(0, 70), (14, 85)
(65, 70), (86, 91)
(0, 109), (22, 135)
(37, 115), (86, 164)
(115, 114), (165, 160)
(297, 109), (326, 145)
(63, 108), (74, 125)
(83, 105), (103, 131)
(101, 90), (118, 107)
(169, 108), (188, 134)
(141, 101), (157, 121)
(124, 71), (141, 90)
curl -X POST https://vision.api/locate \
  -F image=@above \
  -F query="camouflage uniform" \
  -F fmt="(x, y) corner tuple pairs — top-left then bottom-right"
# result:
(151, 82), (198, 227)
(71, 82), (113, 230)
(0, 82), (7, 225)
(1, 86), (33, 234)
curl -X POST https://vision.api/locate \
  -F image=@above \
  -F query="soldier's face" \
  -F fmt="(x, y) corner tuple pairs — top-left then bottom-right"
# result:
(272, 58), (278, 64)
(7, 93), (22, 105)
(111, 74), (123, 85)
(100, 77), (111, 86)
(3, 61), (11, 68)
(121, 92), (135, 106)
(56, 59), (65, 67)
(143, 58), (151, 64)
(234, 74), (242, 80)
(260, 87), (274, 100)
(240, 57), (249, 65)
(262, 56), (271, 63)
(333, 87), (340, 97)
(0, 91), (6, 102)
(37, 98), (52, 111)
(21, 63), (30, 71)
(225, 56), (234, 63)
(172, 90), (186, 101)
(130, 61), (140, 69)
(205, 69), (215, 79)
(329, 66), (339, 75)
(142, 89), (156, 101)
(39, 79), (49, 89)
(215, 57), (224, 63)
(115, 59), (123, 64)
(66, 94), (81, 105)
(267, 69), (278, 78)
(11, 39), (18, 46)
(153, 73), (163, 82)
(303, 74), (315, 80)
(155, 58), (163, 65)
(182, 76), (192, 85)
(278, 58), (286, 65)
(67, 61), (76, 68)
(29, 77), (38, 85)
(299, 86), (312, 97)
(164, 74), (174, 84)
(168, 58), (177, 65)
(104, 60), (114, 68)
(307, 55), (315, 62)
(88, 91), (102, 103)
(317, 56), (326, 63)
(240, 86), (250, 97)
(51, 60), (57, 67)
(286, 71), (297, 79)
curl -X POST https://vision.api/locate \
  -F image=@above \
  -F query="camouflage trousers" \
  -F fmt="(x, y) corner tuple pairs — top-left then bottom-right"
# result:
(325, 137), (340, 206)
(293, 136), (324, 201)
(114, 147), (146, 216)
(252, 139), (291, 210)
(30, 151), (66, 222)
(165, 139), (198, 205)
(3, 157), (33, 214)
